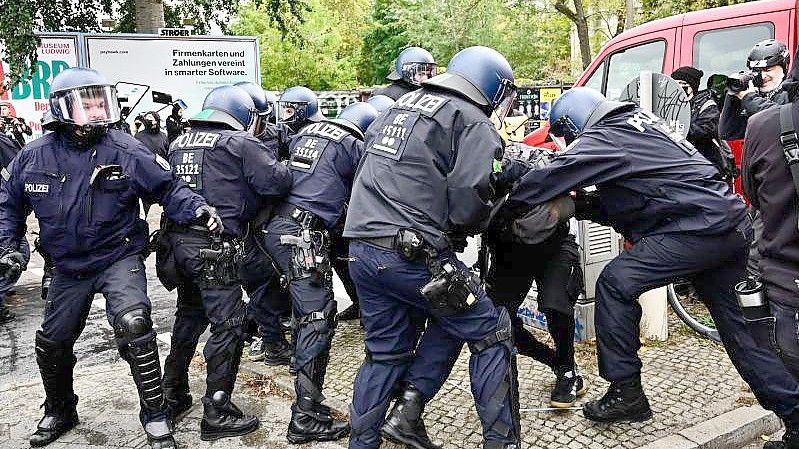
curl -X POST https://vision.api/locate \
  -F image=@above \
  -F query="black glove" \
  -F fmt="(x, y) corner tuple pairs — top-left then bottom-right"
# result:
(573, 189), (602, 222)
(447, 233), (468, 253)
(195, 205), (224, 233)
(0, 251), (25, 280)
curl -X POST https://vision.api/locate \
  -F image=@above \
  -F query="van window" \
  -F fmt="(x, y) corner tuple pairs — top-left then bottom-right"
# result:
(584, 62), (605, 92)
(606, 40), (666, 100)
(693, 23), (775, 89)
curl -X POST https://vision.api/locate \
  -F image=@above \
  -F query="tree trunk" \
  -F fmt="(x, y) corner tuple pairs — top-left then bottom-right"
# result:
(554, 0), (592, 69)
(625, 0), (635, 30)
(135, 0), (165, 33)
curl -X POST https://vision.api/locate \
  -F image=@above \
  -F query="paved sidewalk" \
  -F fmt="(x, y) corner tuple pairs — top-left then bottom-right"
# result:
(247, 316), (755, 449)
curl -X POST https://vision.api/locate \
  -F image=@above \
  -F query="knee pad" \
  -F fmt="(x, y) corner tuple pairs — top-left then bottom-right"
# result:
(114, 307), (153, 345)
(294, 301), (337, 367)
(469, 307), (513, 354)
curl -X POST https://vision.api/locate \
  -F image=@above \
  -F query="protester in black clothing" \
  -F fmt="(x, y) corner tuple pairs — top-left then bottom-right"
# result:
(166, 103), (187, 143)
(134, 111), (169, 159)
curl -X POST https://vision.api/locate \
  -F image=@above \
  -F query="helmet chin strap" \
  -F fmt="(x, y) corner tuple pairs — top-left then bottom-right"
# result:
(68, 124), (107, 149)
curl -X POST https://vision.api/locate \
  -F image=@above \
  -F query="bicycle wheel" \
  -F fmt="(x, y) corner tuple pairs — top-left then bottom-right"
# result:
(666, 282), (722, 344)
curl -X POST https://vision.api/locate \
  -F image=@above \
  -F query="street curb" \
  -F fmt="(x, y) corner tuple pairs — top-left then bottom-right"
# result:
(639, 405), (781, 449)
(238, 360), (351, 418)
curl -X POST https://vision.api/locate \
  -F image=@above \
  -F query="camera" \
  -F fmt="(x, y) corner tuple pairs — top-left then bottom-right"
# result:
(726, 70), (763, 93)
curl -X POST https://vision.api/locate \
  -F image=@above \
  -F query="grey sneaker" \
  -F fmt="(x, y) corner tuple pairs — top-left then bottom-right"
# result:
(248, 337), (265, 362)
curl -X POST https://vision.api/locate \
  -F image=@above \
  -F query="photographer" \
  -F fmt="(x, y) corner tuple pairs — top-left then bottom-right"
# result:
(720, 39), (793, 140)
(133, 111), (169, 159)
(0, 101), (32, 147)
(671, 66), (736, 178)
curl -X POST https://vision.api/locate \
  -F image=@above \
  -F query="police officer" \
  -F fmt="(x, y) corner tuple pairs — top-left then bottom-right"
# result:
(336, 95), (395, 322)
(507, 87), (799, 429)
(134, 111), (170, 160)
(262, 101), (377, 444)
(230, 81), (292, 364)
(742, 98), (799, 448)
(0, 131), (29, 324)
(276, 86), (324, 160)
(371, 47), (437, 101)
(671, 66), (735, 178)
(159, 85), (292, 441)
(344, 46), (521, 449)
(0, 67), (221, 448)
(720, 39), (795, 140)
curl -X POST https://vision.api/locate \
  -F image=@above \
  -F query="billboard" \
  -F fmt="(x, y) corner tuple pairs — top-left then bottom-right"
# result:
(83, 34), (260, 128)
(0, 33), (80, 140)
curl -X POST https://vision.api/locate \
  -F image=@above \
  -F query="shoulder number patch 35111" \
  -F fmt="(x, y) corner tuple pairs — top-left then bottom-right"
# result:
(368, 110), (421, 161)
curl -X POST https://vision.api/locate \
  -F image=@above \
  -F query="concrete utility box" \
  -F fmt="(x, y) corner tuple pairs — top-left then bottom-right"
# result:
(518, 220), (621, 341)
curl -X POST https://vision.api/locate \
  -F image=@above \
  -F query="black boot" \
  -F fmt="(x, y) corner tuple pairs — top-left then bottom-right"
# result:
(120, 332), (176, 448)
(779, 413), (799, 449)
(30, 395), (80, 447)
(381, 384), (441, 449)
(583, 378), (652, 422)
(263, 338), (292, 366)
(30, 332), (79, 447)
(286, 398), (350, 444)
(337, 304), (360, 321)
(200, 391), (259, 441)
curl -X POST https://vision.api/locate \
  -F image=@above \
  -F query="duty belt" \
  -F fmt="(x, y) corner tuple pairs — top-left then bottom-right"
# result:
(360, 235), (396, 250)
(275, 203), (323, 230)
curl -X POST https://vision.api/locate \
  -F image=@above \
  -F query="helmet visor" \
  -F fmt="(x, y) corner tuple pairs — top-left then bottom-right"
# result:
(402, 62), (438, 86)
(277, 101), (308, 125)
(53, 85), (120, 126)
(491, 79), (517, 124)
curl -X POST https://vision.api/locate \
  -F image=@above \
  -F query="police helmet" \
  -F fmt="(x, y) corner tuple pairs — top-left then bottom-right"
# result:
(278, 86), (323, 128)
(234, 81), (271, 136)
(748, 39), (790, 73)
(366, 94), (395, 114)
(424, 46), (516, 119)
(191, 85), (255, 131)
(264, 90), (278, 122)
(387, 47), (437, 86)
(330, 102), (379, 140)
(48, 68), (121, 127)
(549, 87), (633, 144)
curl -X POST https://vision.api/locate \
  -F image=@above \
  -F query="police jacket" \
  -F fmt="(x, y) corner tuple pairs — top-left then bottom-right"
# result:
(372, 80), (419, 101)
(719, 81), (794, 140)
(0, 134), (21, 166)
(510, 106), (746, 243)
(0, 129), (206, 276)
(685, 90), (725, 174)
(344, 88), (501, 251)
(742, 103), (799, 306)
(284, 121), (365, 230)
(260, 123), (281, 158)
(168, 125), (293, 238)
(134, 129), (170, 160)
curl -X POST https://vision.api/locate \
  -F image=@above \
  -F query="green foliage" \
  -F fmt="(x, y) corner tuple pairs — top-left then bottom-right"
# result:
(231, 0), (369, 90)
(640, 0), (751, 22)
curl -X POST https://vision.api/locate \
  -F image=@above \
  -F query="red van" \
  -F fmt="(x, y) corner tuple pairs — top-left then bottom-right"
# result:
(523, 0), (798, 193)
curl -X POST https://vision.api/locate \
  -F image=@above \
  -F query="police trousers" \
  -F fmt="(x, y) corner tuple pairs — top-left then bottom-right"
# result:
(347, 240), (518, 449)
(162, 231), (247, 397)
(596, 220), (799, 418)
(239, 229), (290, 343)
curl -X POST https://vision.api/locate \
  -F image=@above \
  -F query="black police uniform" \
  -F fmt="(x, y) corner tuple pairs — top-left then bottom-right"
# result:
(261, 119), (363, 442)
(742, 101), (799, 378)
(160, 125), (292, 419)
(344, 88), (520, 449)
(511, 105), (799, 420)
(240, 122), (292, 354)
(0, 134), (29, 318)
(371, 80), (418, 101)
(0, 128), (206, 443)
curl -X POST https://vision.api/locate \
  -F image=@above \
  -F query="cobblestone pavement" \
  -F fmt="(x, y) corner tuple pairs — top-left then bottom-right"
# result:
(0, 211), (764, 448)
(254, 315), (750, 449)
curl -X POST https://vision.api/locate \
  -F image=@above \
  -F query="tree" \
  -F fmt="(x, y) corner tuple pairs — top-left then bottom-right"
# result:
(231, 0), (369, 90)
(554, 0), (592, 69)
(0, 0), (306, 91)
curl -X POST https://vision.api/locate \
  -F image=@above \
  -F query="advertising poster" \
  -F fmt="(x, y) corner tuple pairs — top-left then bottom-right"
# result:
(0, 34), (80, 140)
(84, 34), (260, 129)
